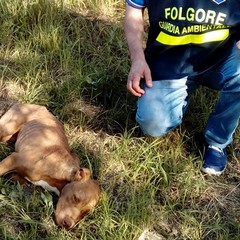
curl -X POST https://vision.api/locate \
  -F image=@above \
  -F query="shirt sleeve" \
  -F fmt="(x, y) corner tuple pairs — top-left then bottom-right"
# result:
(126, 0), (146, 9)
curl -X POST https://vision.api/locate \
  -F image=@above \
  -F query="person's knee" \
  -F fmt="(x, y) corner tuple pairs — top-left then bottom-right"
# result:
(136, 115), (182, 137)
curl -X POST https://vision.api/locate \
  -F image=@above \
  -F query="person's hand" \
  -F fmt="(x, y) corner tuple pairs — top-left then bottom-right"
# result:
(127, 59), (152, 97)
(237, 40), (240, 49)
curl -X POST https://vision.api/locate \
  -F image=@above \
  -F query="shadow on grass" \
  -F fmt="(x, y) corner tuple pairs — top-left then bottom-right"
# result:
(1, 0), (137, 134)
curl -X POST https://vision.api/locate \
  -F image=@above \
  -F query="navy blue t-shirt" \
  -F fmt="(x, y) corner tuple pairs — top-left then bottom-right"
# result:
(126, 0), (240, 80)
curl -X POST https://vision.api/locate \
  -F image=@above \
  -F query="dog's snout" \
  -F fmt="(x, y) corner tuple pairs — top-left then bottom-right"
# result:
(61, 216), (74, 229)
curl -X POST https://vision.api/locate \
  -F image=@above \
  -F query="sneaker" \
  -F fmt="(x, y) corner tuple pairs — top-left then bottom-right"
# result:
(201, 145), (227, 175)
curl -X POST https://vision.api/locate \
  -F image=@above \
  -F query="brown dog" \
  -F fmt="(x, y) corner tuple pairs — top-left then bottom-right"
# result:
(0, 103), (100, 229)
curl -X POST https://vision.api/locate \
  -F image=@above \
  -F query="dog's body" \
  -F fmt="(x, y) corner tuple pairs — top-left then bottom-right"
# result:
(0, 103), (100, 229)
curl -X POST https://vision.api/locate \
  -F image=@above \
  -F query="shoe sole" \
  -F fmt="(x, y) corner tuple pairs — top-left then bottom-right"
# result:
(201, 167), (224, 176)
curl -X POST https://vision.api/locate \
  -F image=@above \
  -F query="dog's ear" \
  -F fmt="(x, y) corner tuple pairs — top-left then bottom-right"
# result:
(73, 168), (91, 181)
(79, 168), (91, 180)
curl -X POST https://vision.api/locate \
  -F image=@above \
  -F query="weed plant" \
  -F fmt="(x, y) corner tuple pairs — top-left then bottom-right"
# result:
(0, 0), (240, 239)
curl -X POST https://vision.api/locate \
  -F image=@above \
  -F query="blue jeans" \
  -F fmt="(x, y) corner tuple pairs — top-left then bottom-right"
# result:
(136, 44), (240, 149)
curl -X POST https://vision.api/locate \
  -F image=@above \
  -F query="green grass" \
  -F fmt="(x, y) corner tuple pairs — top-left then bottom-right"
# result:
(0, 0), (240, 239)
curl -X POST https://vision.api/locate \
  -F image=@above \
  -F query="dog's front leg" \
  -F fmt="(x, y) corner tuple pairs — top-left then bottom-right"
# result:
(0, 153), (18, 176)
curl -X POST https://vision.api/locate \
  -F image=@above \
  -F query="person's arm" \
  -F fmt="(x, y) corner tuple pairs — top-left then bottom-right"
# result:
(124, 5), (152, 97)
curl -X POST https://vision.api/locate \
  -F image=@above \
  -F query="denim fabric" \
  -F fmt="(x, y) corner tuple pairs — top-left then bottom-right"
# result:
(136, 44), (240, 148)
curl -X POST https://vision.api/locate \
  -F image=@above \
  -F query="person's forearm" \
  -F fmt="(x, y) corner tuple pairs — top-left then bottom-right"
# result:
(124, 5), (152, 96)
(124, 6), (145, 63)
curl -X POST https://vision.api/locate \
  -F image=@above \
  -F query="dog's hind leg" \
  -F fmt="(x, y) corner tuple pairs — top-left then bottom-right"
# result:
(0, 153), (18, 176)
(0, 104), (28, 142)
(0, 103), (48, 142)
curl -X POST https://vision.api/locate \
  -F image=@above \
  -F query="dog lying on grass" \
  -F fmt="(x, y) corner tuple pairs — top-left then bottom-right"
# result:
(0, 103), (100, 229)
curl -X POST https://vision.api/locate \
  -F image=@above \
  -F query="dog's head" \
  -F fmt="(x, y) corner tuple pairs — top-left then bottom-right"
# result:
(55, 168), (100, 229)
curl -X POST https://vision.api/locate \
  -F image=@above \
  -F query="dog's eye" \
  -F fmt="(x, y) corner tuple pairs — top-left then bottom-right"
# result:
(71, 194), (79, 203)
